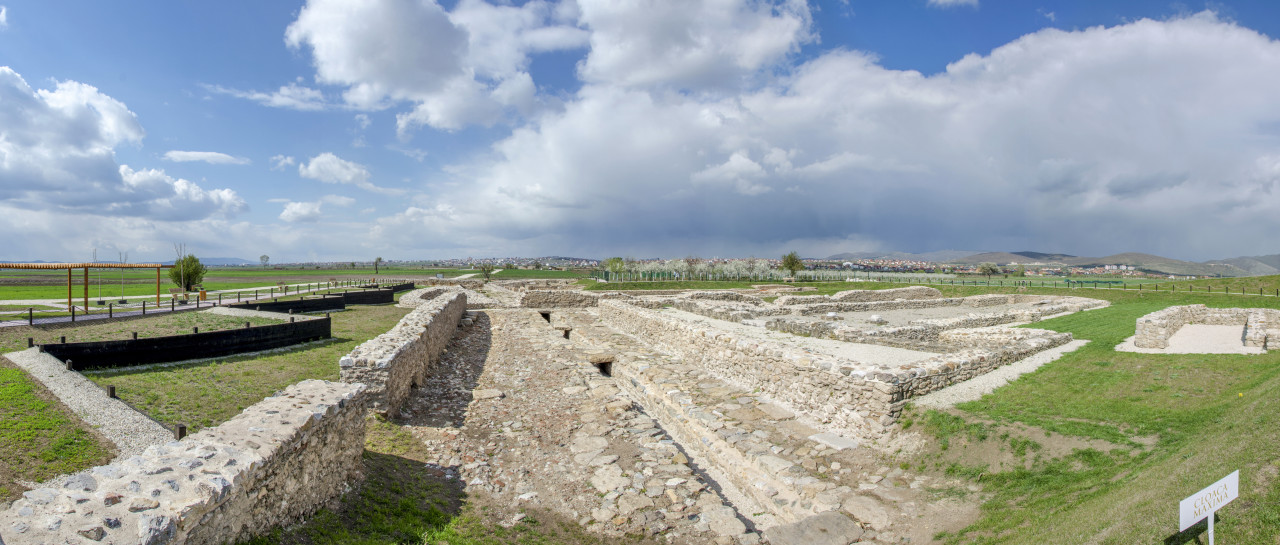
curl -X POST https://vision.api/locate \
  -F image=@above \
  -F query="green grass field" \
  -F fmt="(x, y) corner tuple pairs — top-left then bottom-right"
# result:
(0, 358), (115, 503)
(0, 267), (453, 301)
(85, 302), (410, 431)
(875, 286), (1280, 544)
(491, 268), (588, 279)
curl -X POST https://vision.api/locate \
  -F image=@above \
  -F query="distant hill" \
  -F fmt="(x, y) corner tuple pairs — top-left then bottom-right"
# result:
(951, 252), (1035, 265)
(826, 250), (982, 262)
(1011, 251), (1076, 261)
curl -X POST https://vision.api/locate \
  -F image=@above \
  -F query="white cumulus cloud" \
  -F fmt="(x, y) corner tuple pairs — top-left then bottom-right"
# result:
(298, 152), (401, 194)
(379, 12), (1280, 259)
(0, 6), (8, 28)
(204, 83), (329, 111)
(269, 155), (296, 171)
(285, 0), (587, 132)
(0, 66), (244, 222)
(927, 0), (978, 7)
(163, 150), (250, 165)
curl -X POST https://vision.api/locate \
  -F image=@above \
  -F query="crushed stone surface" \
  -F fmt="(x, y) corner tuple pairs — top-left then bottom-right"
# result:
(4, 348), (171, 459)
(912, 340), (1089, 409)
(1115, 324), (1264, 354)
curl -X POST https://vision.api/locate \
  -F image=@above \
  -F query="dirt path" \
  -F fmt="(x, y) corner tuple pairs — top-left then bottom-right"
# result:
(399, 309), (757, 544)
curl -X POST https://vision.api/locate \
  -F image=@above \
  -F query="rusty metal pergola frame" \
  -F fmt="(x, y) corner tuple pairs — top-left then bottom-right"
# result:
(0, 263), (173, 311)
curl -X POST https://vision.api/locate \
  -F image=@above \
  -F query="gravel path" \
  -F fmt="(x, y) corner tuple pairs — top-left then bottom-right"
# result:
(204, 306), (311, 320)
(1114, 324), (1264, 354)
(911, 340), (1089, 409)
(5, 348), (172, 457)
(662, 308), (939, 367)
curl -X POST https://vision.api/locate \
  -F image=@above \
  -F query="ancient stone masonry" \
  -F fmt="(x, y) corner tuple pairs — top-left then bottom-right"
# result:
(340, 291), (467, 417)
(599, 299), (1081, 438)
(419, 277), (485, 290)
(518, 290), (635, 308)
(396, 287), (456, 309)
(681, 291), (766, 304)
(1134, 304), (1280, 349)
(496, 279), (580, 291)
(774, 287), (942, 307)
(0, 380), (367, 545)
(764, 296), (1104, 352)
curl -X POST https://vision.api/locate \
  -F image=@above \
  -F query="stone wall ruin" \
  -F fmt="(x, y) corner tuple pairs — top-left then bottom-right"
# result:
(0, 380), (367, 545)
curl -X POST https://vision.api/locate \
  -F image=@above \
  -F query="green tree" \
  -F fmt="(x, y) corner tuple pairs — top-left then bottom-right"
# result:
(374, 257), (383, 274)
(604, 257), (626, 279)
(503, 262), (515, 269)
(978, 262), (1000, 278)
(1016, 264), (1027, 277)
(168, 255), (207, 291)
(479, 263), (495, 280)
(532, 261), (543, 270)
(260, 254), (269, 268)
(781, 251), (803, 278)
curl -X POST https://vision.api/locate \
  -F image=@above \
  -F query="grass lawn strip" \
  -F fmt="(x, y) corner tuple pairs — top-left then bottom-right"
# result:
(895, 287), (1280, 543)
(0, 356), (115, 504)
(86, 301), (410, 431)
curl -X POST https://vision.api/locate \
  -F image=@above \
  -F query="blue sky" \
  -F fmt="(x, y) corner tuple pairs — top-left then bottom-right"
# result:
(2, 1), (1280, 262)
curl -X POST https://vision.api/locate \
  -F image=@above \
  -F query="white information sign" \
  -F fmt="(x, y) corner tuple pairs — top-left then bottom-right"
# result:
(1179, 470), (1239, 544)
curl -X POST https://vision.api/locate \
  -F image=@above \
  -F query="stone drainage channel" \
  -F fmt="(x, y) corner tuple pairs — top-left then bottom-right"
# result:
(527, 309), (975, 545)
(399, 309), (757, 544)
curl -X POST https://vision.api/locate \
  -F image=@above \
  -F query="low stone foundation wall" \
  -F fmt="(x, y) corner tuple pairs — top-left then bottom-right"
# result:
(420, 278), (485, 290)
(0, 380), (367, 545)
(518, 290), (635, 308)
(340, 291), (466, 416)
(1135, 305), (1280, 349)
(774, 286), (941, 306)
(601, 300), (1074, 437)
(492, 279), (579, 291)
(682, 291), (765, 304)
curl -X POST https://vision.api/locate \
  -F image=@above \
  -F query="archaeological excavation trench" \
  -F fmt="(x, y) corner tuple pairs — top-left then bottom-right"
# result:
(397, 285), (1111, 543)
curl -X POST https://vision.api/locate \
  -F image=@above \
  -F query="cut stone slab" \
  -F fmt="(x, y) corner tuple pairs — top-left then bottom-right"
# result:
(756, 403), (795, 420)
(809, 432), (859, 451)
(701, 505), (747, 536)
(472, 389), (504, 400)
(842, 495), (891, 529)
(590, 464), (630, 493)
(570, 435), (609, 453)
(762, 511), (863, 545)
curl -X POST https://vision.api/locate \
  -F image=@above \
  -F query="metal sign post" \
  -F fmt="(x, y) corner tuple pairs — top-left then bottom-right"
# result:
(1179, 470), (1239, 544)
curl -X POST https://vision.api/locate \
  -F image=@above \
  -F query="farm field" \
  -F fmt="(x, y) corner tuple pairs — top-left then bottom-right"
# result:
(490, 268), (588, 279)
(0, 267), (453, 301)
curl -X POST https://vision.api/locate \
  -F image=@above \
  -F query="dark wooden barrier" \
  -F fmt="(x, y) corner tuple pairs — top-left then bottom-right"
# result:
(228, 295), (345, 314)
(43, 317), (332, 370)
(342, 289), (395, 305)
(384, 282), (416, 293)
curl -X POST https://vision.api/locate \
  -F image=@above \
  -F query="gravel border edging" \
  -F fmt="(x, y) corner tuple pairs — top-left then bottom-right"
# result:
(4, 348), (172, 458)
